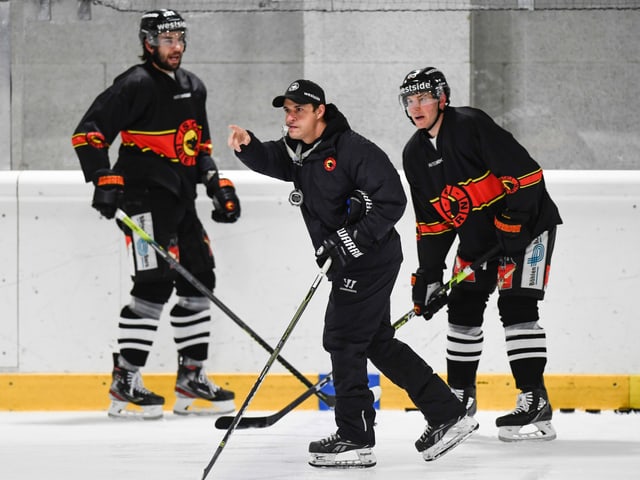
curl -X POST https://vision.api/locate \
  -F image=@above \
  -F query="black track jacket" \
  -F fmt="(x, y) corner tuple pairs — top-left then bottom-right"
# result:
(72, 61), (216, 199)
(402, 106), (562, 283)
(235, 104), (406, 274)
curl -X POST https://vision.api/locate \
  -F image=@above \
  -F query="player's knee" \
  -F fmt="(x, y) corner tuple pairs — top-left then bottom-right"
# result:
(448, 289), (490, 326)
(130, 280), (174, 305)
(498, 295), (539, 327)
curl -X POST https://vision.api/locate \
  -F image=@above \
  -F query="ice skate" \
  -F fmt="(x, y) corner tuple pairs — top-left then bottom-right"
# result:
(308, 433), (376, 468)
(108, 354), (165, 420)
(496, 388), (557, 442)
(173, 355), (235, 415)
(415, 415), (478, 461)
(451, 386), (477, 416)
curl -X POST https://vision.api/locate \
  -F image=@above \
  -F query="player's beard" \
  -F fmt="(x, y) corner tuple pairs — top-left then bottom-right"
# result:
(152, 49), (182, 72)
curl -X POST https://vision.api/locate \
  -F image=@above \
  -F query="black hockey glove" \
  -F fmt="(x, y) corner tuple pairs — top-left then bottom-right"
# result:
(91, 169), (124, 219)
(494, 209), (531, 255)
(344, 189), (372, 226)
(315, 228), (365, 272)
(205, 173), (241, 223)
(411, 271), (448, 321)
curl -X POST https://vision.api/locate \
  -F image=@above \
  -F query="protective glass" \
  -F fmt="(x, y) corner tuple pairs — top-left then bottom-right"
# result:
(149, 30), (187, 47)
(400, 92), (438, 109)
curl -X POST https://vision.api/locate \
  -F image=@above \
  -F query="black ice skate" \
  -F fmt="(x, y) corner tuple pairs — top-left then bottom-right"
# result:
(308, 433), (376, 468)
(415, 415), (478, 461)
(495, 388), (557, 442)
(173, 355), (235, 415)
(451, 386), (477, 416)
(108, 354), (165, 420)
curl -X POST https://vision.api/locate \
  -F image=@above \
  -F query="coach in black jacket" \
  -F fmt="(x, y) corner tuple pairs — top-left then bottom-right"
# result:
(228, 79), (475, 468)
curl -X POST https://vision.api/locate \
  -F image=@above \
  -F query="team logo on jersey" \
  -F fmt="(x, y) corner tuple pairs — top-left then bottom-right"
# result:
(86, 131), (107, 149)
(324, 157), (337, 171)
(175, 119), (201, 166)
(500, 176), (520, 194)
(437, 184), (471, 227)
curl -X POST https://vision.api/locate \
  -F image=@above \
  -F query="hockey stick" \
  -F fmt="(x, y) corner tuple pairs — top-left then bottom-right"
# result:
(396, 244), (503, 327)
(202, 258), (332, 479)
(214, 311), (411, 431)
(114, 209), (336, 408)
(213, 245), (503, 432)
(214, 374), (333, 430)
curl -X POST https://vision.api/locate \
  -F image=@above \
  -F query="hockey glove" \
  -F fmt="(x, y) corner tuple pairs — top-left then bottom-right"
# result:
(205, 172), (241, 223)
(315, 228), (365, 271)
(494, 209), (531, 255)
(344, 190), (372, 226)
(411, 271), (447, 320)
(92, 169), (124, 219)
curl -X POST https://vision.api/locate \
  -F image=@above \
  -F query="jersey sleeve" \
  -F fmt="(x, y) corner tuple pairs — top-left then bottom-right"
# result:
(474, 111), (547, 218)
(234, 132), (294, 182)
(71, 69), (151, 183)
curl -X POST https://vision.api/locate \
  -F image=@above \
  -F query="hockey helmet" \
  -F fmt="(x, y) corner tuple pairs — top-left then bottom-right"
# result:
(139, 9), (187, 48)
(398, 67), (450, 113)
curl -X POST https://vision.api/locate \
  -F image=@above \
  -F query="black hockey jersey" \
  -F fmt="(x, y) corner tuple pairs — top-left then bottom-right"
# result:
(71, 61), (216, 199)
(235, 104), (407, 272)
(402, 106), (562, 282)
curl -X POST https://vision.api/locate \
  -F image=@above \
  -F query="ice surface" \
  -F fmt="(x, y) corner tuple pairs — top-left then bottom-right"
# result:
(1, 409), (639, 479)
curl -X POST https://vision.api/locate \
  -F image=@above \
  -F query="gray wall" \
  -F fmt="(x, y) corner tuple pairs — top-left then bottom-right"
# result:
(5, 1), (639, 171)
(471, 10), (640, 169)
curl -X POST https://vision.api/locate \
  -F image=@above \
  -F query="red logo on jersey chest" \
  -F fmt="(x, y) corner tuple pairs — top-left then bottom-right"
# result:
(175, 119), (200, 166)
(324, 157), (337, 171)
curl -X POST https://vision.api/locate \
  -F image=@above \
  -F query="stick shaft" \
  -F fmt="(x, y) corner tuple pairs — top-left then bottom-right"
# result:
(202, 260), (329, 478)
(114, 209), (335, 406)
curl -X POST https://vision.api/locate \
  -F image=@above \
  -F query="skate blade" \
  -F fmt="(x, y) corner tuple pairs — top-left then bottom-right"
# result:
(108, 400), (163, 420)
(309, 448), (376, 468)
(173, 396), (235, 416)
(498, 421), (557, 442)
(422, 416), (479, 462)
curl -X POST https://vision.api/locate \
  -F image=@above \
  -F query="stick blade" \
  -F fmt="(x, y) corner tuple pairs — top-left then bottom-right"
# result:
(215, 415), (271, 430)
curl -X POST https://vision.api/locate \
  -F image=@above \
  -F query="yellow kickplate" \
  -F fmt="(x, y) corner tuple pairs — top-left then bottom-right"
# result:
(379, 373), (635, 411)
(0, 373), (320, 412)
(1, 372), (638, 411)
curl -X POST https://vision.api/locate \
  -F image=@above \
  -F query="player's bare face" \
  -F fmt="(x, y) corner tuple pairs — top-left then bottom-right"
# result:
(153, 31), (185, 72)
(282, 100), (324, 144)
(404, 93), (440, 131)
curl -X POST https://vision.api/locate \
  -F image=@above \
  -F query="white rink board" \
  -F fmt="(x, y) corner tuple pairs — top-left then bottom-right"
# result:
(0, 170), (639, 375)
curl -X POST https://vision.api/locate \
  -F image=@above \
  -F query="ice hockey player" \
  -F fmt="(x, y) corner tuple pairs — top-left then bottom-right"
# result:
(399, 66), (562, 441)
(227, 79), (478, 467)
(71, 9), (239, 419)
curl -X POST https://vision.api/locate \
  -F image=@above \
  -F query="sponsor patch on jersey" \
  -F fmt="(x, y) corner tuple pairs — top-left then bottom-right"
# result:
(428, 158), (443, 168)
(521, 231), (548, 290)
(131, 212), (158, 271)
(453, 256), (476, 283)
(324, 157), (337, 171)
(498, 259), (517, 290)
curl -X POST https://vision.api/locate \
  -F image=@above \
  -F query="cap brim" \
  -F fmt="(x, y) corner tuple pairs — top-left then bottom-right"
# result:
(272, 95), (287, 107)
(272, 93), (319, 108)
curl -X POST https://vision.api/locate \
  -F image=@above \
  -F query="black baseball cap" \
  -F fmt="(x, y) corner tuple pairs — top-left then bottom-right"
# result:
(272, 79), (326, 107)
